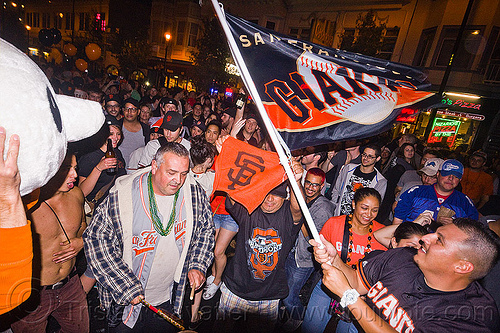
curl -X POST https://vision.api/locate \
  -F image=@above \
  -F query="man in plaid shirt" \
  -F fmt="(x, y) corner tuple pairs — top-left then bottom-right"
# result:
(83, 142), (214, 332)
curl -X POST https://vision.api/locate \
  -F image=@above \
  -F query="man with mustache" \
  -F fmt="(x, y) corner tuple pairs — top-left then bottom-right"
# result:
(309, 218), (499, 332)
(84, 142), (214, 332)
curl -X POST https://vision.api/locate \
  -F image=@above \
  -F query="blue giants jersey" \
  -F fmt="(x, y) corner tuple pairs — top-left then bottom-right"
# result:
(394, 184), (478, 223)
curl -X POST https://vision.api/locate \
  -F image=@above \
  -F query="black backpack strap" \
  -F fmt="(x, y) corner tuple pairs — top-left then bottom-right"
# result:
(340, 215), (351, 263)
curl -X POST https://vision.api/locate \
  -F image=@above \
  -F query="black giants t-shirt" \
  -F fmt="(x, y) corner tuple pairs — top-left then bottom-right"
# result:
(357, 247), (499, 333)
(224, 198), (302, 301)
(339, 166), (377, 215)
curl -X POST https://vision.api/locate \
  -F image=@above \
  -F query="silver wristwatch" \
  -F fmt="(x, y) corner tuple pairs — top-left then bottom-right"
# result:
(340, 289), (360, 308)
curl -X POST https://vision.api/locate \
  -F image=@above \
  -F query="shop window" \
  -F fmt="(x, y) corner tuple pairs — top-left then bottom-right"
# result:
(188, 23), (199, 47)
(41, 13), (50, 28)
(266, 21), (276, 31)
(434, 26), (485, 69)
(413, 27), (437, 67)
(176, 21), (186, 46)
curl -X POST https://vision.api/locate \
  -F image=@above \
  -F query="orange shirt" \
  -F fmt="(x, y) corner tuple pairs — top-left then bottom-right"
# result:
(461, 168), (494, 202)
(320, 215), (386, 265)
(211, 192), (229, 215)
(0, 222), (33, 315)
(210, 154), (230, 215)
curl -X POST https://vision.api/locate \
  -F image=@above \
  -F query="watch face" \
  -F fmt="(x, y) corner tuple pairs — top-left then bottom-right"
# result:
(346, 293), (357, 303)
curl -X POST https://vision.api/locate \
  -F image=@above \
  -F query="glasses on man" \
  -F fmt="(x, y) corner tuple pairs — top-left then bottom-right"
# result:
(124, 107), (138, 112)
(304, 180), (321, 188)
(362, 153), (377, 159)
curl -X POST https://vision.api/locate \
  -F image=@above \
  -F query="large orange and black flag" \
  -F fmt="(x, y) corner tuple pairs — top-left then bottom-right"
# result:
(213, 137), (286, 213)
(220, 11), (437, 151)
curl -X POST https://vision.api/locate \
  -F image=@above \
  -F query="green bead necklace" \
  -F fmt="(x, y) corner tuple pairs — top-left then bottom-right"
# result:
(147, 172), (179, 236)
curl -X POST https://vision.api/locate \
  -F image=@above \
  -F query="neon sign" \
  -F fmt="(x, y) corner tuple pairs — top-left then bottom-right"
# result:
(396, 107), (418, 123)
(441, 97), (481, 110)
(428, 117), (461, 147)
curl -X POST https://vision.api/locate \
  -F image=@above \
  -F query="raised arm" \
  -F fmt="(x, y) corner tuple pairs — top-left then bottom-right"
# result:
(0, 128), (26, 228)
(79, 156), (117, 197)
(0, 127), (33, 315)
(289, 159), (304, 223)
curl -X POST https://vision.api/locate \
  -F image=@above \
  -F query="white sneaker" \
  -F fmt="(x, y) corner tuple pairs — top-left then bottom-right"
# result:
(203, 277), (221, 300)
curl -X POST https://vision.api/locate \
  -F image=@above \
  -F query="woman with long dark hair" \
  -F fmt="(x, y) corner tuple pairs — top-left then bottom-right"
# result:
(377, 143), (417, 223)
(302, 187), (387, 333)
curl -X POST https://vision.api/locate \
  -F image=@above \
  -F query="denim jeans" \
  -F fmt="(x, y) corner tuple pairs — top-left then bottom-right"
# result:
(336, 319), (359, 333)
(302, 279), (333, 333)
(282, 251), (315, 320)
(10, 274), (89, 333)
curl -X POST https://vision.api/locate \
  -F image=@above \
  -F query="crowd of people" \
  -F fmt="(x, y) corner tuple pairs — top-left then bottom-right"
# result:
(2, 66), (500, 333)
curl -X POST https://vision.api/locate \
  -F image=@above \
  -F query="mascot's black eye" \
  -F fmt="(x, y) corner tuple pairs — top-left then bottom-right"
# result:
(47, 87), (62, 133)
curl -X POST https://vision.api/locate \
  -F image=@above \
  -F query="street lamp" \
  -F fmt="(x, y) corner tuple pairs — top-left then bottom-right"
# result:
(164, 32), (171, 68)
(164, 32), (171, 87)
(25, 25), (31, 50)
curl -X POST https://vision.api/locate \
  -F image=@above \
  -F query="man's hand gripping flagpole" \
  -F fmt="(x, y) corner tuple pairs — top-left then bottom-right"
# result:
(210, 0), (330, 259)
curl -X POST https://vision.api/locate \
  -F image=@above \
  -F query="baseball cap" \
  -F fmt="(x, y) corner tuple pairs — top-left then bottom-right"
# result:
(223, 107), (237, 119)
(123, 98), (139, 108)
(268, 182), (288, 198)
(160, 97), (178, 107)
(150, 126), (162, 134)
(105, 94), (122, 105)
(439, 159), (464, 178)
(472, 150), (488, 161)
(160, 111), (183, 131)
(150, 120), (163, 134)
(418, 158), (444, 176)
(105, 115), (121, 128)
(245, 113), (258, 121)
(191, 119), (206, 132)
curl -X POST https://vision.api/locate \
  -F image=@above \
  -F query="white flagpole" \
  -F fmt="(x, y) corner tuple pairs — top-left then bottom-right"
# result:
(210, 0), (323, 246)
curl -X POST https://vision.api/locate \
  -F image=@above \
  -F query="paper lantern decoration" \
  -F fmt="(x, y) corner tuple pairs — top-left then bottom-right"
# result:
(63, 43), (77, 56)
(38, 29), (54, 47)
(75, 58), (88, 72)
(85, 43), (102, 61)
(50, 28), (62, 44)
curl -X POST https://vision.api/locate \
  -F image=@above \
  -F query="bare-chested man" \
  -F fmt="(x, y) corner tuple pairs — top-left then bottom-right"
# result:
(11, 154), (89, 333)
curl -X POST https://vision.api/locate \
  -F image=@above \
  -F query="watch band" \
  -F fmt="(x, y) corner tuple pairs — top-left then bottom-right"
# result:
(340, 288), (360, 308)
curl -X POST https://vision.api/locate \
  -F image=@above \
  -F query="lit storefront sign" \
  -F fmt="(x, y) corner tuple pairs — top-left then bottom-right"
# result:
(396, 107), (418, 123)
(428, 117), (461, 147)
(441, 94), (482, 111)
(436, 109), (485, 121)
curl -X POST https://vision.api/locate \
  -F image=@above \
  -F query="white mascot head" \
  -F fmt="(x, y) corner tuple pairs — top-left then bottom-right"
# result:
(0, 38), (104, 196)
